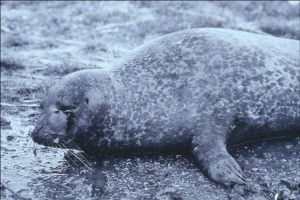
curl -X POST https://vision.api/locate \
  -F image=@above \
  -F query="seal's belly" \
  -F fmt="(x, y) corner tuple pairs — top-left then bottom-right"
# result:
(102, 28), (300, 153)
(116, 117), (193, 152)
(227, 101), (300, 145)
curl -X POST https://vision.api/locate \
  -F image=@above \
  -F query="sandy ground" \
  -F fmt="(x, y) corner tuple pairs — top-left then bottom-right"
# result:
(1, 1), (300, 200)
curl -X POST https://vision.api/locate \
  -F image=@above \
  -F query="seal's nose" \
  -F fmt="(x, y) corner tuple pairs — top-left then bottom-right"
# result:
(31, 118), (44, 144)
(31, 125), (41, 143)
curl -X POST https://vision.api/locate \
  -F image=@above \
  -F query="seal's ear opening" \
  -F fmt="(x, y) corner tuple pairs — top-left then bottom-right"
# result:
(85, 98), (89, 104)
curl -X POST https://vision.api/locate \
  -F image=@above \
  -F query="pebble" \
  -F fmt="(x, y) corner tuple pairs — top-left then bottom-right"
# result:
(251, 167), (259, 172)
(6, 135), (15, 141)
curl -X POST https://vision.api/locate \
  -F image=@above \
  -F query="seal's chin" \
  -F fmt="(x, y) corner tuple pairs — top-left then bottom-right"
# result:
(32, 133), (72, 149)
(31, 126), (76, 149)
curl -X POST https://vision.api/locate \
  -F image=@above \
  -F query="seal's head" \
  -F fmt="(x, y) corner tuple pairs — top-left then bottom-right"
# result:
(31, 69), (113, 149)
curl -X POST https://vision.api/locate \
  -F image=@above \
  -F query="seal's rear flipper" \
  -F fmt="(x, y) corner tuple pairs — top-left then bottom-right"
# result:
(192, 117), (246, 187)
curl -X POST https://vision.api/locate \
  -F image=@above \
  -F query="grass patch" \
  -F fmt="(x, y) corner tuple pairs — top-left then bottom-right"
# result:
(0, 57), (25, 70)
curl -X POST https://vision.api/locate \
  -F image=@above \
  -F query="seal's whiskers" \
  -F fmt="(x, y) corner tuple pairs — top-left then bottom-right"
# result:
(61, 143), (91, 169)
(58, 144), (76, 170)
(67, 141), (90, 162)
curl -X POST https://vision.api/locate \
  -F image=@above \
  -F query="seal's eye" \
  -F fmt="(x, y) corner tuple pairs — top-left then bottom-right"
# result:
(64, 109), (74, 114)
(57, 104), (76, 118)
(54, 110), (60, 114)
(62, 109), (75, 119)
(59, 105), (77, 111)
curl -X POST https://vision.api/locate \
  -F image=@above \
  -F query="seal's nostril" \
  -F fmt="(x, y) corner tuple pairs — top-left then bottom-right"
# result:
(31, 125), (42, 139)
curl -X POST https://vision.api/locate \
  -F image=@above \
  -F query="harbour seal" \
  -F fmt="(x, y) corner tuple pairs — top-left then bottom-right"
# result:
(31, 28), (300, 187)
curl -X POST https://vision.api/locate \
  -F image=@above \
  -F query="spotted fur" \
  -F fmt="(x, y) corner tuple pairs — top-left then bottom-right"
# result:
(32, 28), (300, 186)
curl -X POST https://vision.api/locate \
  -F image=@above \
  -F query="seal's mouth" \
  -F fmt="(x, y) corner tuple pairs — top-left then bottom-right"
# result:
(31, 131), (76, 149)
(31, 113), (77, 149)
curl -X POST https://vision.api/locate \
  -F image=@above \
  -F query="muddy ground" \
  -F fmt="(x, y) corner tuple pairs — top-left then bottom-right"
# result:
(1, 1), (300, 200)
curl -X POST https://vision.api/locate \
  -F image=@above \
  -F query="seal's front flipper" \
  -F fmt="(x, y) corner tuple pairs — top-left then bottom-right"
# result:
(192, 136), (246, 186)
(192, 118), (246, 187)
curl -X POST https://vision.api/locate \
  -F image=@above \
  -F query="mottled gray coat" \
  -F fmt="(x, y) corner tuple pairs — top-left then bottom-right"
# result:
(32, 28), (300, 186)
